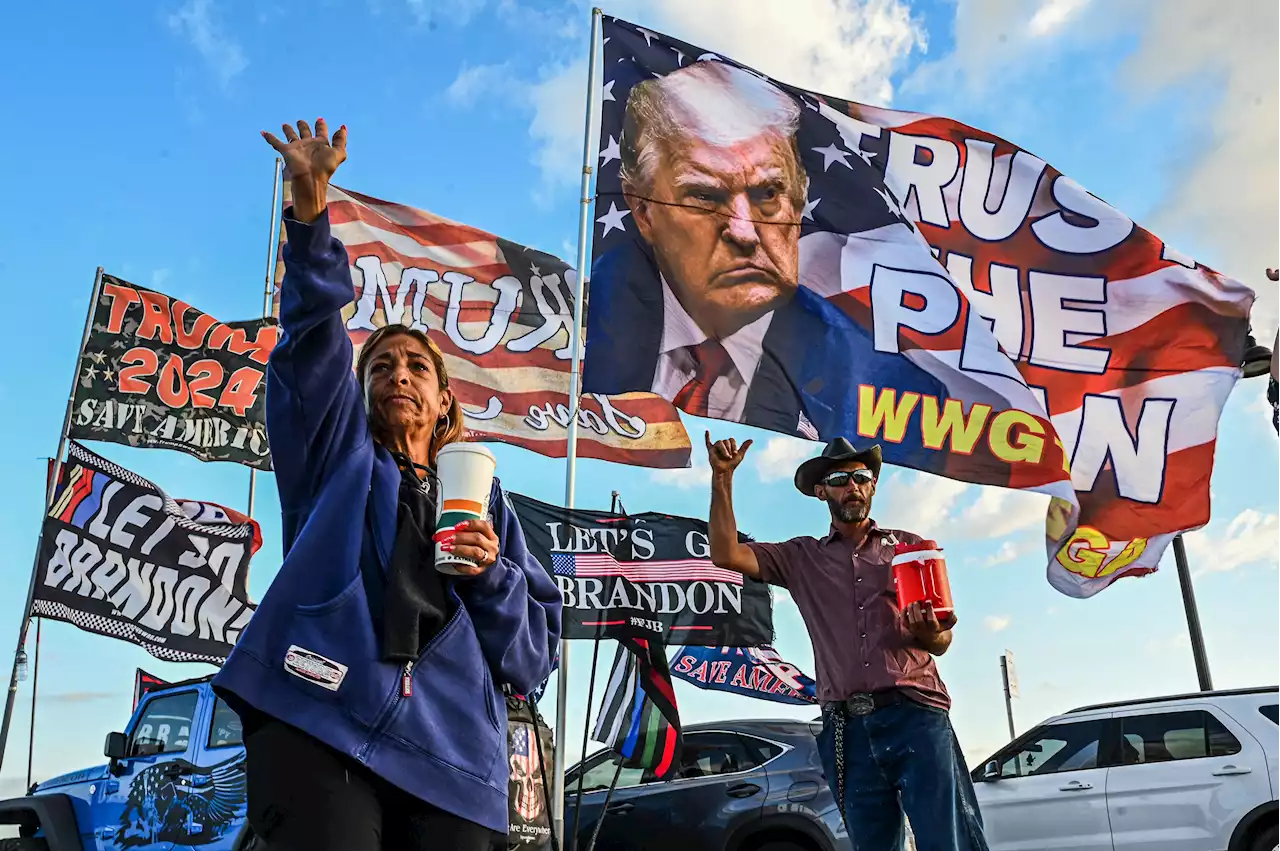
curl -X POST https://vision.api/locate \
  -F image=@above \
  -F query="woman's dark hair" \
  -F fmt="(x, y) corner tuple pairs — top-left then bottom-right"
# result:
(355, 325), (465, 467)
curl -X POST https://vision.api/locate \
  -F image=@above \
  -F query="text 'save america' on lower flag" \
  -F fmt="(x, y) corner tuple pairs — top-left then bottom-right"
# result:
(584, 17), (1258, 600)
(591, 637), (683, 780)
(669, 645), (817, 706)
(34, 441), (261, 665)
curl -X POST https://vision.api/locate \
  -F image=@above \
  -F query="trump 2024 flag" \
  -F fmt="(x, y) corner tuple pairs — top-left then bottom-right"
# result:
(582, 17), (1255, 598)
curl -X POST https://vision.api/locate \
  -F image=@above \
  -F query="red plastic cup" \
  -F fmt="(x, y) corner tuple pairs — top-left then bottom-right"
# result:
(891, 539), (954, 623)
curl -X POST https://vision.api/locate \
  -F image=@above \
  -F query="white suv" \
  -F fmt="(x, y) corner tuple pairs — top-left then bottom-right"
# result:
(972, 686), (1278, 851)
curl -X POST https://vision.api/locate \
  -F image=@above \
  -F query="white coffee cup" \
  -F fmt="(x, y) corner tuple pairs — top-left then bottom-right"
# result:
(432, 443), (497, 575)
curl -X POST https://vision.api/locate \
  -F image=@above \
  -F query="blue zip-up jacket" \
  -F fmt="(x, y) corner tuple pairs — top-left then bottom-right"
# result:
(213, 209), (562, 833)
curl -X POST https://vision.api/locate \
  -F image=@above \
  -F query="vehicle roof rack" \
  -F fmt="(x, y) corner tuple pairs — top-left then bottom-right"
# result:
(1067, 685), (1278, 715)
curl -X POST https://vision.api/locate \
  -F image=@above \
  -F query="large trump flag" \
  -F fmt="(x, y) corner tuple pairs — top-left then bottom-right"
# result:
(581, 17), (1255, 598)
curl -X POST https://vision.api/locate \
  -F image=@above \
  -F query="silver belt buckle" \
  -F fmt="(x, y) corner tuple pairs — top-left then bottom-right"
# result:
(847, 694), (875, 716)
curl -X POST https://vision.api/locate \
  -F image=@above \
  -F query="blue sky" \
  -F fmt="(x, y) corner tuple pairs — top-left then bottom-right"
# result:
(0, 0), (1275, 794)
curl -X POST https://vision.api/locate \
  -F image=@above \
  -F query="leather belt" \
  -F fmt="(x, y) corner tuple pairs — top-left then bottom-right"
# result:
(822, 690), (904, 717)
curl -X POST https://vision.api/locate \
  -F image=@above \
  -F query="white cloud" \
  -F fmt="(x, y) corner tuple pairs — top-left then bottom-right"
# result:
(522, 0), (926, 193)
(985, 541), (1019, 566)
(1183, 508), (1279, 575)
(1122, 0), (1279, 340)
(959, 489), (1048, 539)
(166, 0), (247, 89)
(875, 471), (973, 532)
(446, 63), (515, 106)
(904, 0), (1037, 96)
(984, 614), (1012, 633)
(753, 436), (816, 483)
(1028, 0), (1091, 37)
(876, 472), (1046, 543)
(527, 60), (593, 203)
(650, 451), (712, 490)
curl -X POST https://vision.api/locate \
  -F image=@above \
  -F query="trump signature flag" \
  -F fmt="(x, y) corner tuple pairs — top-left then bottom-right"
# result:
(582, 17), (1255, 598)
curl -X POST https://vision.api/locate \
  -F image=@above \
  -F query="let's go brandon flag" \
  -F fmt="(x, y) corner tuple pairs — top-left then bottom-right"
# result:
(583, 17), (1255, 598)
(274, 182), (692, 468)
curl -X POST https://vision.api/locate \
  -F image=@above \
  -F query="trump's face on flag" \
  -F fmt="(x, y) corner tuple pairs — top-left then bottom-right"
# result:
(620, 62), (808, 340)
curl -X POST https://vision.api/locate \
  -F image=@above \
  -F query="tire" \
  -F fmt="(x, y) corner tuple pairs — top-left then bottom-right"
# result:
(1250, 822), (1279, 851)
(753, 843), (809, 851)
(0, 839), (49, 851)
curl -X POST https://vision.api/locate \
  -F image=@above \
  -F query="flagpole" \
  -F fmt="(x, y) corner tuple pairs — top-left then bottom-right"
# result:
(0, 266), (106, 771)
(25, 617), (40, 791)
(568, 490), (619, 851)
(554, 7), (603, 846)
(247, 157), (283, 519)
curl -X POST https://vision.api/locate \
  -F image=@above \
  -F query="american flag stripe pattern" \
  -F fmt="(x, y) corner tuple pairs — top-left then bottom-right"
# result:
(554, 552), (743, 586)
(273, 182), (692, 469)
(591, 637), (682, 780)
(592, 18), (1255, 599)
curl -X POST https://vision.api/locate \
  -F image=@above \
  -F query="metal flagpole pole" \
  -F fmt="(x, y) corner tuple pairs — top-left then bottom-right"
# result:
(554, 8), (603, 847)
(567, 490), (619, 851)
(1172, 534), (1213, 692)
(25, 618), (40, 791)
(1000, 654), (1016, 741)
(0, 266), (107, 771)
(247, 157), (283, 519)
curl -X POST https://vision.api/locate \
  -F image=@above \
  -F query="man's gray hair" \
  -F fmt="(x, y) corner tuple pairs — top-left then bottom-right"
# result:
(619, 62), (806, 203)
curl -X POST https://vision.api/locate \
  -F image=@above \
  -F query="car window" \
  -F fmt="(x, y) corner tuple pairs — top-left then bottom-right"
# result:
(739, 734), (785, 766)
(208, 698), (244, 748)
(1260, 705), (1278, 725)
(999, 720), (1104, 778)
(677, 733), (759, 779)
(567, 753), (652, 794)
(1119, 710), (1241, 764)
(130, 691), (199, 757)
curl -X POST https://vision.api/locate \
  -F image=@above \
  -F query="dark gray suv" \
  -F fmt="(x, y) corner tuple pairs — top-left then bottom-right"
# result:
(564, 719), (850, 851)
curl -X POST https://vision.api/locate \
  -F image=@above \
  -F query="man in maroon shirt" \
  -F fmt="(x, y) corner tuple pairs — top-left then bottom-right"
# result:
(706, 433), (989, 851)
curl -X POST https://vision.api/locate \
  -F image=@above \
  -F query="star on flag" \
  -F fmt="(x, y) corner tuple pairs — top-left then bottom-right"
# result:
(597, 202), (631, 237)
(599, 135), (621, 167)
(812, 143), (853, 172)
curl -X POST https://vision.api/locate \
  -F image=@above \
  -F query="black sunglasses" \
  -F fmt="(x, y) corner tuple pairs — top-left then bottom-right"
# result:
(821, 469), (875, 487)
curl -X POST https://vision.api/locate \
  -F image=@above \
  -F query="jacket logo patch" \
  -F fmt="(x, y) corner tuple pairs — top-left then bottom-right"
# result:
(284, 646), (347, 692)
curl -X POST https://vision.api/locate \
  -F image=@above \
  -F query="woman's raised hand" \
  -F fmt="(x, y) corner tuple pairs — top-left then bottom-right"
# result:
(262, 118), (347, 224)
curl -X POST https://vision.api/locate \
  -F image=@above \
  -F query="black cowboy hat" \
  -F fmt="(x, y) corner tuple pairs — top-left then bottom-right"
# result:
(794, 437), (883, 497)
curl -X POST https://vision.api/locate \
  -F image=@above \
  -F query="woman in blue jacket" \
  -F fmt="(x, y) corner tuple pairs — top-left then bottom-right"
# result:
(213, 118), (562, 851)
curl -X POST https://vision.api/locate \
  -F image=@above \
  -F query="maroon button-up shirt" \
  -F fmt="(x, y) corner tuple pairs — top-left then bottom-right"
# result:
(748, 522), (950, 710)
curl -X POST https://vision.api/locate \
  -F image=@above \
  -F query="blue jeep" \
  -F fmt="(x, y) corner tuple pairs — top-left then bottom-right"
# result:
(0, 675), (256, 851)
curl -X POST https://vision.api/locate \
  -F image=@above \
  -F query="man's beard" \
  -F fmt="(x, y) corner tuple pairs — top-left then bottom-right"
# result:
(826, 495), (870, 524)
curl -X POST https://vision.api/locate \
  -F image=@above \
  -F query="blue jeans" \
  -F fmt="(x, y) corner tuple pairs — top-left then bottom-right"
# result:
(816, 700), (989, 851)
